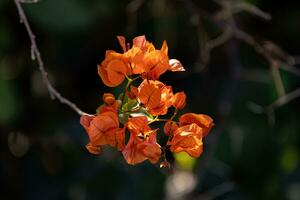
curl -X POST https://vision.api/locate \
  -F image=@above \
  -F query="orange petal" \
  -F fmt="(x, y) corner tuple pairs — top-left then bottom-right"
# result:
(80, 115), (95, 130)
(164, 121), (178, 136)
(86, 143), (101, 155)
(117, 35), (127, 52)
(126, 116), (149, 135)
(161, 40), (168, 56)
(138, 80), (161, 109)
(168, 124), (203, 157)
(179, 113), (214, 137)
(103, 93), (115, 105)
(133, 35), (146, 49)
(169, 59), (185, 72)
(98, 66), (116, 87)
(143, 50), (170, 80)
(122, 135), (147, 165)
(97, 104), (118, 114)
(106, 59), (127, 86)
(142, 143), (162, 164)
(126, 47), (146, 74)
(172, 92), (186, 109)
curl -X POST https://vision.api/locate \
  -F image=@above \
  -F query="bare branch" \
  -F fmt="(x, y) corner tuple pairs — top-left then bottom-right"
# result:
(14, 0), (91, 116)
(270, 62), (285, 97)
(267, 87), (300, 111)
(248, 86), (300, 124)
(207, 26), (233, 50)
(233, 2), (271, 20)
(20, 0), (39, 3)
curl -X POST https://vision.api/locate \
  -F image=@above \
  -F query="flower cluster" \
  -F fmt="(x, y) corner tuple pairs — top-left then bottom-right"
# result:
(80, 35), (214, 166)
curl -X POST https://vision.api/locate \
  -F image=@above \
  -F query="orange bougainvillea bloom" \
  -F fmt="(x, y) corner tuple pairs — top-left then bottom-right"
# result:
(179, 113), (214, 137)
(167, 123), (203, 157)
(113, 35), (185, 81)
(98, 50), (130, 87)
(123, 37), (170, 80)
(80, 111), (125, 154)
(172, 91), (186, 110)
(97, 93), (120, 114)
(103, 93), (115, 105)
(82, 35), (214, 167)
(137, 79), (173, 116)
(164, 120), (178, 136)
(122, 116), (162, 165)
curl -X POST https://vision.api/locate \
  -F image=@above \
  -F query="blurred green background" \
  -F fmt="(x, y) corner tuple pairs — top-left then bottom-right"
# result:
(1, 0), (300, 199)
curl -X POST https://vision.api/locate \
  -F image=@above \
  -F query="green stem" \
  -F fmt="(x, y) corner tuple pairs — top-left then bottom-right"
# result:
(121, 75), (140, 107)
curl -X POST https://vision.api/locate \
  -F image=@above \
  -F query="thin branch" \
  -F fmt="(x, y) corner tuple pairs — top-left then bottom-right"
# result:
(233, 2), (271, 20)
(206, 26), (233, 50)
(20, 0), (39, 3)
(266, 87), (300, 111)
(248, 86), (300, 122)
(270, 62), (285, 97)
(14, 0), (91, 116)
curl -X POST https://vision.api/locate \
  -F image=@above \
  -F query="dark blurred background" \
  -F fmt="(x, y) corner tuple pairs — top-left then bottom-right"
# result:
(1, 0), (300, 199)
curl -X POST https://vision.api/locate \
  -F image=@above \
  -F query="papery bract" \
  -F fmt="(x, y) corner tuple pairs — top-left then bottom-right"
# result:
(122, 116), (162, 165)
(97, 93), (120, 114)
(137, 79), (173, 116)
(98, 51), (130, 87)
(80, 111), (125, 154)
(179, 113), (214, 137)
(164, 120), (178, 136)
(172, 92), (186, 110)
(167, 123), (203, 157)
(82, 35), (214, 167)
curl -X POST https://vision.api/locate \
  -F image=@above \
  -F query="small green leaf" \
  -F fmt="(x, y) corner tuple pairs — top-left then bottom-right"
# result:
(121, 97), (139, 112)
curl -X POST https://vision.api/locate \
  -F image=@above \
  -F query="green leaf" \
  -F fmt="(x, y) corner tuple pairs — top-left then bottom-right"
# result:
(121, 97), (139, 112)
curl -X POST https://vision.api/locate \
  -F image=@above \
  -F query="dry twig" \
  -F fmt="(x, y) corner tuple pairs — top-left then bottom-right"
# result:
(14, 0), (91, 116)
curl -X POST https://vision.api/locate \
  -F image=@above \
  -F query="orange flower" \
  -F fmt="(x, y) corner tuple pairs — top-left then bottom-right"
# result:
(103, 93), (115, 105)
(172, 92), (186, 109)
(167, 123), (203, 157)
(97, 93), (120, 114)
(122, 116), (162, 165)
(80, 111), (125, 154)
(137, 79), (173, 116)
(100, 35), (185, 83)
(179, 113), (214, 137)
(98, 50), (130, 87)
(120, 35), (184, 80)
(131, 37), (170, 80)
(164, 120), (178, 136)
(141, 47), (170, 80)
